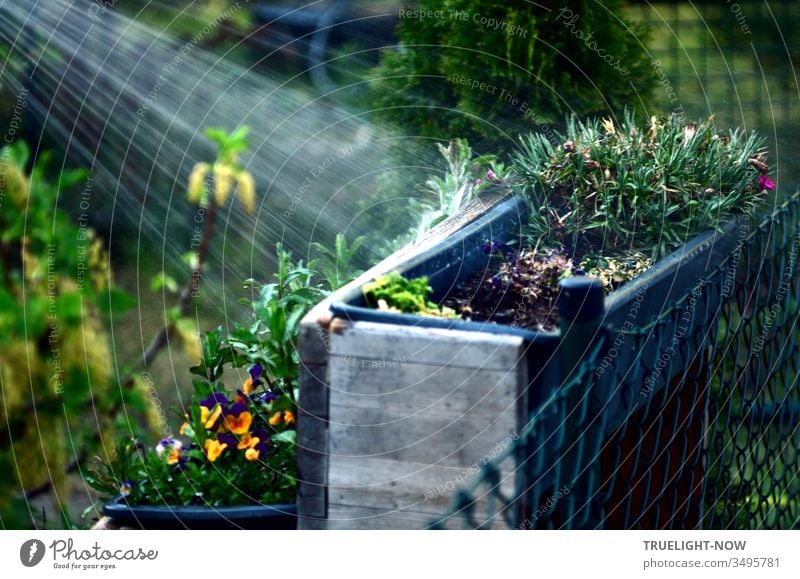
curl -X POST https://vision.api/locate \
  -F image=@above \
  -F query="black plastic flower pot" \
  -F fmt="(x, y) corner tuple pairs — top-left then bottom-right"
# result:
(103, 497), (297, 530)
(297, 191), (794, 529)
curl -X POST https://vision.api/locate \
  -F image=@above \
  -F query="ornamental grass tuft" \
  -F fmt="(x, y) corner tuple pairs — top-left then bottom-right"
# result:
(513, 113), (774, 259)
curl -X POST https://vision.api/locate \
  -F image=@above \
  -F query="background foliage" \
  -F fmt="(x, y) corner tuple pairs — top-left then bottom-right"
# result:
(371, 0), (656, 147)
(0, 143), (147, 528)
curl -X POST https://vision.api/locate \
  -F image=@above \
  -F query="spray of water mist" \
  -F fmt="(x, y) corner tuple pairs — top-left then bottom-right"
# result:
(0, 0), (439, 311)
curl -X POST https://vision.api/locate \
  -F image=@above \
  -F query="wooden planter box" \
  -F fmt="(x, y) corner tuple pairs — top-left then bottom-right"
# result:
(296, 192), (747, 529)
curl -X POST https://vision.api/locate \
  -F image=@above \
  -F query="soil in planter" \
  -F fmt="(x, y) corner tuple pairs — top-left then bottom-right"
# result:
(444, 247), (570, 332)
(444, 244), (650, 332)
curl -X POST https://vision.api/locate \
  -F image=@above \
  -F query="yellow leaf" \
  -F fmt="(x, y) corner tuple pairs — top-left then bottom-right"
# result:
(213, 164), (234, 207)
(237, 170), (256, 215)
(187, 163), (210, 204)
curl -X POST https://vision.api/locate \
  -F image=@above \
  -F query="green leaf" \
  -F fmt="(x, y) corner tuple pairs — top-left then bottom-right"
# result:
(151, 272), (179, 293)
(272, 430), (296, 445)
(98, 288), (137, 315)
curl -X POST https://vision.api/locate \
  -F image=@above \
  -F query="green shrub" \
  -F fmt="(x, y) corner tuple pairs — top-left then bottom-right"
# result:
(371, 0), (655, 148)
(0, 143), (146, 527)
(513, 113), (774, 259)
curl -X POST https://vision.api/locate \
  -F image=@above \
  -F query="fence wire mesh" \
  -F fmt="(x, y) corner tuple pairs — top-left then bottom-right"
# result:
(432, 191), (800, 530)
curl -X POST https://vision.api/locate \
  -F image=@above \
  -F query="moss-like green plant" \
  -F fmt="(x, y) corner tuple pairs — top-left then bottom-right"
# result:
(363, 272), (456, 318)
(513, 113), (774, 259)
(371, 0), (655, 147)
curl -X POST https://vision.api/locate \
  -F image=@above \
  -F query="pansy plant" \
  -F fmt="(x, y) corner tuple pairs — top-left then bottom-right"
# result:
(86, 247), (322, 508)
(86, 346), (298, 507)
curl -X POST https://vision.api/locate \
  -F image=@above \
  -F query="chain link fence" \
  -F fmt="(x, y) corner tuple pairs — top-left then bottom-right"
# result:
(432, 190), (800, 530)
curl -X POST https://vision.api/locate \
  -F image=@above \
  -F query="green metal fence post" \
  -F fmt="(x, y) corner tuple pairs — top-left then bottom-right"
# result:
(557, 277), (606, 528)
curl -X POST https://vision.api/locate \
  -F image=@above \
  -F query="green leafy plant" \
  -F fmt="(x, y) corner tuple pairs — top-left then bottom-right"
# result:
(513, 113), (774, 259)
(226, 245), (325, 403)
(187, 125), (255, 214)
(312, 233), (366, 290)
(371, 0), (655, 147)
(412, 139), (507, 241)
(86, 245), (324, 509)
(363, 272), (456, 318)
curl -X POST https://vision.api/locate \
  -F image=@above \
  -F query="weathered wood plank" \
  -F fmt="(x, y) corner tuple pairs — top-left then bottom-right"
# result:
(298, 362), (329, 419)
(298, 309), (332, 365)
(328, 408), (519, 468)
(296, 193), (518, 529)
(329, 362), (520, 419)
(325, 505), (438, 530)
(296, 409), (328, 520)
(326, 499), (515, 530)
(328, 455), (517, 517)
(330, 321), (524, 370)
(321, 322), (526, 528)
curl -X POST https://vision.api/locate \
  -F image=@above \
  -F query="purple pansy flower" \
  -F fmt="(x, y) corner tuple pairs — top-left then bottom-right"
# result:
(222, 401), (249, 417)
(199, 392), (228, 409)
(256, 391), (279, 404)
(217, 433), (238, 448)
(481, 240), (508, 255)
(155, 438), (181, 457)
(251, 428), (270, 455)
(249, 363), (264, 383)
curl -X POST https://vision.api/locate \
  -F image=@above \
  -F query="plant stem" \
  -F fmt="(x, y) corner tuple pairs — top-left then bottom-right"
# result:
(130, 201), (218, 376)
